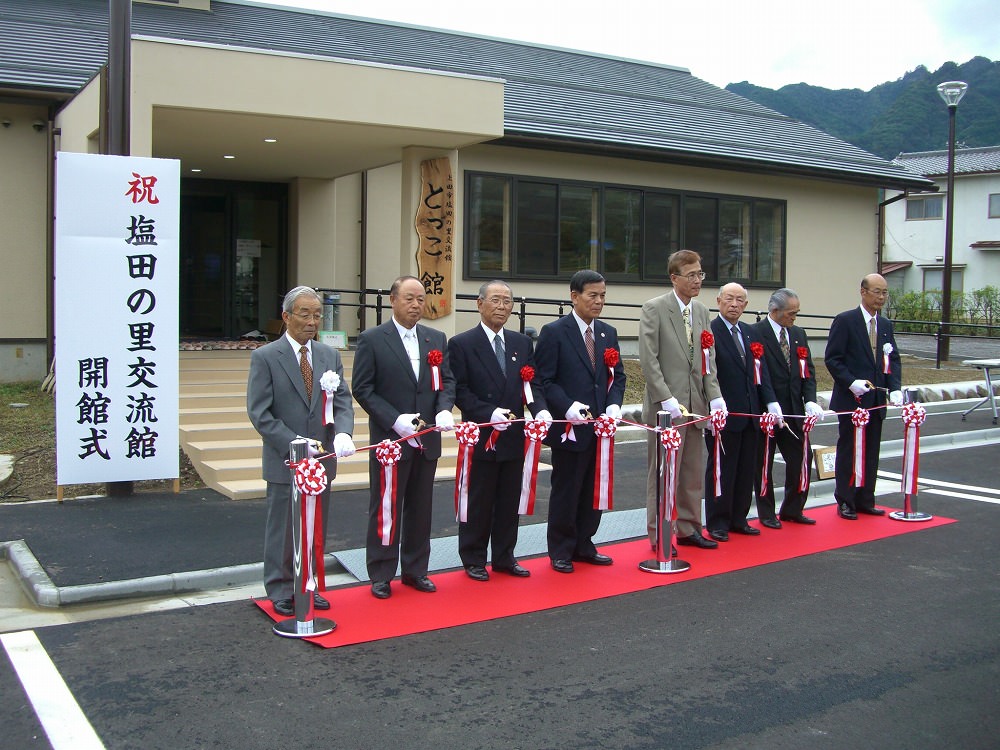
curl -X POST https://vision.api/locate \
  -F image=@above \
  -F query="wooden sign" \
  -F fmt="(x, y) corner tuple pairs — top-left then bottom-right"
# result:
(414, 157), (454, 320)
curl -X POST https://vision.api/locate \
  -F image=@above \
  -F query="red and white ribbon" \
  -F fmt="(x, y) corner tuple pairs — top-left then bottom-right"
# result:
(659, 427), (682, 527)
(453, 421), (480, 522)
(758, 412), (778, 495)
(427, 349), (443, 391)
(294, 458), (328, 593)
(797, 347), (810, 380)
(374, 439), (402, 546)
(750, 342), (764, 385)
(851, 407), (870, 487)
(798, 414), (820, 493)
(319, 370), (340, 426)
(519, 419), (549, 515)
(520, 365), (535, 405)
(709, 408), (728, 498)
(603, 348), (620, 393)
(700, 331), (714, 375)
(592, 415), (617, 511)
(900, 402), (926, 495)
(882, 343), (893, 375)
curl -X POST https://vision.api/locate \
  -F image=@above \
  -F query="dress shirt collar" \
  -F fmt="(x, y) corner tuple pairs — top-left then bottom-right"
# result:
(766, 315), (784, 340)
(285, 333), (311, 360)
(672, 291), (690, 316)
(392, 317), (417, 341)
(480, 321), (504, 346)
(570, 310), (593, 337)
(859, 305), (877, 327)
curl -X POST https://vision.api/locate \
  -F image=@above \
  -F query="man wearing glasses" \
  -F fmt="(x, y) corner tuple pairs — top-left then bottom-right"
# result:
(825, 273), (902, 519)
(639, 250), (726, 551)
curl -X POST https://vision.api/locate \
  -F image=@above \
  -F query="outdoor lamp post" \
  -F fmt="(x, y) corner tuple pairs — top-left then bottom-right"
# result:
(936, 80), (967, 364)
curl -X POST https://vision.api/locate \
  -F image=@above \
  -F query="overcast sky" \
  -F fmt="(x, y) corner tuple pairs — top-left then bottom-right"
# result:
(252, 0), (998, 91)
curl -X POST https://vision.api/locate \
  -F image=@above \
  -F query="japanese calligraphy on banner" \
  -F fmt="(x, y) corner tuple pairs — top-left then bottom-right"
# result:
(414, 157), (454, 320)
(54, 152), (180, 485)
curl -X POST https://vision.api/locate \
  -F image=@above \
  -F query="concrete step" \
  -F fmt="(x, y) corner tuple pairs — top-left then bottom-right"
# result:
(179, 421), (261, 443)
(180, 391), (247, 409)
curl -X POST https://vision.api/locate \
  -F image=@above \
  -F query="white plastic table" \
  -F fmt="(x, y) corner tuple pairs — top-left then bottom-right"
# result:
(961, 359), (1000, 424)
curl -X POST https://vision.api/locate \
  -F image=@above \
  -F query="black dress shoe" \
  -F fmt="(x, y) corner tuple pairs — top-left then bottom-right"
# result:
(551, 559), (574, 573)
(760, 518), (782, 529)
(272, 598), (294, 616)
(401, 574), (437, 593)
(708, 529), (729, 542)
(730, 524), (761, 536)
(780, 514), (817, 525)
(676, 533), (718, 549)
(493, 562), (531, 577)
(371, 581), (392, 599)
(572, 553), (614, 566)
(837, 503), (858, 520)
(312, 592), (331, 610)
(465, 565), (490, 581)
(856, 506), (886, 516)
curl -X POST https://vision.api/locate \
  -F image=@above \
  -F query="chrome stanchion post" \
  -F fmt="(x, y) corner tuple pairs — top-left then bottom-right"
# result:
(890, 389), (933, 523)
(273, 438), (337, 638)
(639, 411), (691, 574)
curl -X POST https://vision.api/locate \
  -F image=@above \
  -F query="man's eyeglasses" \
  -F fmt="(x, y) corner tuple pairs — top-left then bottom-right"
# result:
(291, 312), (323, 321)
(484, 296), (513, 307)
(672, 271), (706, 281)
(863, 288), (890, 297)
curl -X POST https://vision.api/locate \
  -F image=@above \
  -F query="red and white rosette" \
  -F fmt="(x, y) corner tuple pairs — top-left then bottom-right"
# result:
(603, 348), (620, 393)
(520, 365), (535, 405)
(294, 457), (328, 592)
(659, 427), (683, 527)
(758, 412), (778, 495)
(709, 408), (728, 498)
(453, 421), (480, 522)
(592, 415), (617, 511)
(374, 439), (402, 546)
(319, 370), (340, 426)
(700, 330), (714, 375)
(851, 407), (870, 487)
(900, 402), (926, 495)
(519, 418), (549, 515)
(427, 349), (444, 391)
(750, 341), (764, 385)
(797, 346), (810, 380)
(882, 343), (893, 375)
(798, 414), (820, 493)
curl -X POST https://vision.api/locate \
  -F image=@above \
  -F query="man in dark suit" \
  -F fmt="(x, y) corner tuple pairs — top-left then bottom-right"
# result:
(448, 280), (551, 581)
(247, 286), (356, 617)
(825, 274), (902, 519)
(753, 288), (826, 527)
(535, 270), (626, 573)
(352, 276), (456, 598)
(704, 283), (779, 542)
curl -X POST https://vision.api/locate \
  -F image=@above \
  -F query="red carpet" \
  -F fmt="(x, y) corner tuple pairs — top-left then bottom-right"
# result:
(255, 504), (955, 648)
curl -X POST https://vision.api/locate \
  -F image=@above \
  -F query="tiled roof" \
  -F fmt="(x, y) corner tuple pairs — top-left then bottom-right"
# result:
(0, 0), (931, 188)
(893, 146), (1000, 177)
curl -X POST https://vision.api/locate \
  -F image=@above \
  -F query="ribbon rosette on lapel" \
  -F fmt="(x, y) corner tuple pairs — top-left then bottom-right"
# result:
(851, 407), (871, 487)
(796, 346), (810, 380)
(798, 414), (820, 493)
(709, 408), (728, 497)
(900, 402), (926, 495)
(427, 349), (443, 391)
(520, 365), (535, 405)
(700, 330), (714, 375)
(659, 427), (683, 526)
(592, 414), (617, 511)
(294, 457), (328, 593)
(758, 412), (778, 495)
(519, 418), (549, 515)
(374, 439), (402, 546)
(453, 421), (481, 523)
(749, 341), (764, 385)
(603, 348), (620, 393)
(882, 342), (893, 375)
(319, 370), (340, 426)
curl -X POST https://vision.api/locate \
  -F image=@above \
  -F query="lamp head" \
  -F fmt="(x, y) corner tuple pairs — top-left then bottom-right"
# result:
(937, 81), (968, 108)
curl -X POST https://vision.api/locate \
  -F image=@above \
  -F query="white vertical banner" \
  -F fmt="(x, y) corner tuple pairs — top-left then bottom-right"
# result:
(55, 152), (180, 486)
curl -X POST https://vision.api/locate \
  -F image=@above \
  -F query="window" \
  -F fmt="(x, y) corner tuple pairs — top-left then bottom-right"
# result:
(906, 195), (943, 220)
(989, 193), (1000, 219)
(923, 267), (964, 294)
(465, 172), (785, 285)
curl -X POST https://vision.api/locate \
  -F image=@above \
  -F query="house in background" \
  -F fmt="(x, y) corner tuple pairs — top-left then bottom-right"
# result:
(1, 0), (931, 382)
(883, 146), (1000, 296)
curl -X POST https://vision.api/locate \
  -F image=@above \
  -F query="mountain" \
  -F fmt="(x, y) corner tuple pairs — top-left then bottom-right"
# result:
(726, 57), (1000, 160)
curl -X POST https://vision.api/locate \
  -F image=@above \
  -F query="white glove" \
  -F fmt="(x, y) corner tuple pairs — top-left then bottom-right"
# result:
(604, 403), (622, 421)
(333, 433), (356, 458)
(850, 379), (872, 397)
(490, 408), (511, 431)
(709, 397), (728, 417)
(804, 401), (825, 420)
(565, 401), (590, 425)
(435, 410), (455, 431)
(660, 397), (684, 420)
(392, 413), (420, 439)
(889, 390), (904, 407)
(766, 402), (784, 430)
(534, 409), (553, 428)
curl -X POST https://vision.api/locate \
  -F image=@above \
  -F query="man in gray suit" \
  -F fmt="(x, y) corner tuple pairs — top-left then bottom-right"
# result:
(247, 286), (356, 617)
(640, 250), (726, 550)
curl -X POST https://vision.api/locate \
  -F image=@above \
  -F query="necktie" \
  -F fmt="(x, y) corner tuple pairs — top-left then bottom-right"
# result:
(731, 324), (745, 365)
(869, 317), (877, 357)
(683, 307), (693, 361)
(405, 330), (419, 378)
(584, 326), (596, 367)
(494, 334), (506, 372)
(299, 345), (313, 400)
(779, 327), (790, 366)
